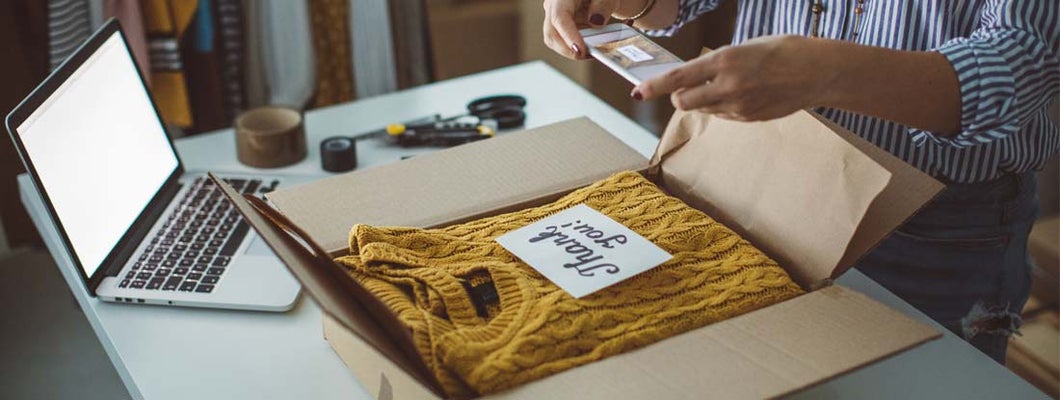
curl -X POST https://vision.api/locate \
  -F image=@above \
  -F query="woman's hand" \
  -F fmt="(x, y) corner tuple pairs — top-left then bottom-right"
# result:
(634, 35), (835, 121)
(542, 0), (621, 60)
(633, 35), (961, 134)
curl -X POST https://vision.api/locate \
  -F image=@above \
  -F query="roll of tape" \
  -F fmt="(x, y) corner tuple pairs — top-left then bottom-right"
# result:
(234, 106), (307, 168)
(320, 136), (357, 172)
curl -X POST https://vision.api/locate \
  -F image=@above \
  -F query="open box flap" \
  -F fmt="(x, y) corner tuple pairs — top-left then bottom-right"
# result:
(322, 285), (941, 400)
(808, 113), (948, 278)
(651, 110), (898, 288)
(208, 174), (444, 396)
(267, 117), (649, 255)
(483, 285), (940, 399)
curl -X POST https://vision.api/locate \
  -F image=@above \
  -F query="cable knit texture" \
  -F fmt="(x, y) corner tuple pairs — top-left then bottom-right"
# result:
(335, 171), (804, 398)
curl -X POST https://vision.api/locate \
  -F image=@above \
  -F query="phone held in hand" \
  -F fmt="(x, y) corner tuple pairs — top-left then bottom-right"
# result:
(581, 24), (685, 85)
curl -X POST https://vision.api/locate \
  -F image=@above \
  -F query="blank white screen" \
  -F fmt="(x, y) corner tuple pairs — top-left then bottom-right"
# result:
(17, 33), (179, 277)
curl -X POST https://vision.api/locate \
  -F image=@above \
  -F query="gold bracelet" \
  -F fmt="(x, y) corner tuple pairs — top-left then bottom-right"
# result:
(612, 0), (657, 23)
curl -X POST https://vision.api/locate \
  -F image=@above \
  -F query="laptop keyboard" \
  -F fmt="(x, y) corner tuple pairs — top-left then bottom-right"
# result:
(117, 176), (277, 294)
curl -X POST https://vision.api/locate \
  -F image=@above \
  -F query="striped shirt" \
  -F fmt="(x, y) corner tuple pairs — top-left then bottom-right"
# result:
(647, 0), (1059, 183)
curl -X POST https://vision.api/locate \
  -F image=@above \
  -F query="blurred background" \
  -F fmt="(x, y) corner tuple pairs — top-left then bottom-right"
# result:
(0, 1), (1056, 398)
(0, 0), (746, 250)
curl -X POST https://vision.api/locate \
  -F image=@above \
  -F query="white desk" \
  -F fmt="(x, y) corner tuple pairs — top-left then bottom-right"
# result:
(20, 62), (1047, 400)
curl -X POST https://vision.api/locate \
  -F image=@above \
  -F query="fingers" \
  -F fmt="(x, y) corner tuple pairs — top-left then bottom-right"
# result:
(543, 17), (578, 59)
(670, 83), (726, 112)
(542, 0), (619, 59)
(634, 52), (721, 100)
(549, 5), (588, 59)
(671, 83), (777, 121)
(586, 0), (619, 27)
(630, 40), (808, 121)
(714, 112), (751, 122)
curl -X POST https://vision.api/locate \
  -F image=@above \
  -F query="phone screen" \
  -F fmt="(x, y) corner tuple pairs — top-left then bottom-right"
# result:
(582, 24), (684, 85)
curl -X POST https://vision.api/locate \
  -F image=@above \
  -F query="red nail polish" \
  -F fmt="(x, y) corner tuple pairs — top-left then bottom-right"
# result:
(570, 43), (581, 57)
(631, 90), (643, 101)
(590, 14), (605, 25)
(625, 20), (635, 26)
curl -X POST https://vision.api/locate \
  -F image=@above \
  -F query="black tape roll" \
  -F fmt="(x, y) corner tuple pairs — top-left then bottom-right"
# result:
(320, 136), (357, 172)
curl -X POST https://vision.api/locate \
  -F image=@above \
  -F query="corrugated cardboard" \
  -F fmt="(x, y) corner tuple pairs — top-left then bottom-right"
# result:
(219, 112), (947, 399)
(211, 176), (441, 390)
(320, 285), (937, 400)
(652, 110), (891, 288)
(268, 118), (646, 255)
(1027, 216), (1059, 304)
(1007, 299), (1059, 397)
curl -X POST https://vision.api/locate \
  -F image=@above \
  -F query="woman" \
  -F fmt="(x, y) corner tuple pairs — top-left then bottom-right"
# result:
(542, 0), (1059, 363)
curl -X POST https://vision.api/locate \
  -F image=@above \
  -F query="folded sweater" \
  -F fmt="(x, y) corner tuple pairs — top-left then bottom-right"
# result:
(335, 171), (804, 398)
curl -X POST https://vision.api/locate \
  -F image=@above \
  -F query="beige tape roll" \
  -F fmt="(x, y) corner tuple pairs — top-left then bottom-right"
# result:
(234, 106), (308, 168)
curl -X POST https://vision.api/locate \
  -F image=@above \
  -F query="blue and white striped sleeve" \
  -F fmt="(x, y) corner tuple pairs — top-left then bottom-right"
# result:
(643, 0), (724, 37)
(915, 0), (1060, 148)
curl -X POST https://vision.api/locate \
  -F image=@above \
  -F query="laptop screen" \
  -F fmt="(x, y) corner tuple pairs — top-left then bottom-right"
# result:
(15, 32), (179, 278)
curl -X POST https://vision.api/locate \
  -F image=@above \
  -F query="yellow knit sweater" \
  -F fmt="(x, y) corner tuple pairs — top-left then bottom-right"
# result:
(335, 171), (804, 398)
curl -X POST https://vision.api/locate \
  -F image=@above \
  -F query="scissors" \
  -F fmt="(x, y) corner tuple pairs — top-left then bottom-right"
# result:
(461, 94), (527, 129)
(349, 94), (528, 142)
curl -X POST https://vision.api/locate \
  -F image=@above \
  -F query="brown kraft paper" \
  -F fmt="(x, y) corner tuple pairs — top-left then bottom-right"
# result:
(650, 109), (893, 288)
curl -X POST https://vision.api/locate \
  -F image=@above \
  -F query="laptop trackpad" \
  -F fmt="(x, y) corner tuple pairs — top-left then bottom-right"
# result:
(244, 235), (274, 256)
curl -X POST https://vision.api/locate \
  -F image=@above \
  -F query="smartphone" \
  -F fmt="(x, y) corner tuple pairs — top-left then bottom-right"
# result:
(581, 24), (684, 85)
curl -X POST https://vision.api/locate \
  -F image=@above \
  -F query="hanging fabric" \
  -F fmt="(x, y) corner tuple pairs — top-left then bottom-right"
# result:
(102, 0), (151, 84)
(241, 0), (269, 108)
(308, 0), (355, 108)
(258, 0), (315, 108)
(386, 0), (433, 89)
(143, 0), (198, 129)
(214, 0), (246, 120)
(48, 0), (93, 70)
(349, 0), (397, 98)
(181, 0), (227, 133)
(85, 0), (104, 27)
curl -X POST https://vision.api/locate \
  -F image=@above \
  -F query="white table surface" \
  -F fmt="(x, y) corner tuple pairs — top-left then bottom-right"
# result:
(19, 61), (1047, 400)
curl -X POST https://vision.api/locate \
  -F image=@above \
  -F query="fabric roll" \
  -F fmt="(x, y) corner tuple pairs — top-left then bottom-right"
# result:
(86, 0), (103, 27)
(259, 0), (314, 108)
(349, 0), (397, 98)
(307, 0), (355, 108)
(48, 0), (93, 70)
(191, 0), (213, 52)
(386, 0), (432, 89)
(240, 0), (269, 108)
(214, 0), (245, 120)
(143, 0), (199, 129)
(103, 0), (151, 84)
(181, 0), (227, 133)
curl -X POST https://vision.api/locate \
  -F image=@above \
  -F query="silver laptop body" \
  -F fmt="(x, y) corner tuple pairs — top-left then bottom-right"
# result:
(6, 20), (300, 312)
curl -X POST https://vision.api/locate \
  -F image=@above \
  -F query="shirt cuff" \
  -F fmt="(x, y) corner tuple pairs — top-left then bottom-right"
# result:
(643, 0), (720, 37)
(913, 38), (1021, 148)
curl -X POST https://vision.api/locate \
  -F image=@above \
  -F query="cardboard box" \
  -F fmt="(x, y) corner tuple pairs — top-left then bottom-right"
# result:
(1028, 216), (1060, 305)
(1008, 299), (1060, 398)
(215, 110), (946, 399)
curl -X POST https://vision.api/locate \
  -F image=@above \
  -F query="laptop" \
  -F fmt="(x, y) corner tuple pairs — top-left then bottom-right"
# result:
(5, 20), (301, 312)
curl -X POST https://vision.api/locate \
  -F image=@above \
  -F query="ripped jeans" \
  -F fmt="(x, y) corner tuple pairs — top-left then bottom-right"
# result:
(857, 171), (1038, 364)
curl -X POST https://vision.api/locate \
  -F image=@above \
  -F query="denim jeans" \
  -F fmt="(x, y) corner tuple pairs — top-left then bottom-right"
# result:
(857, 172), (1038, 364)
